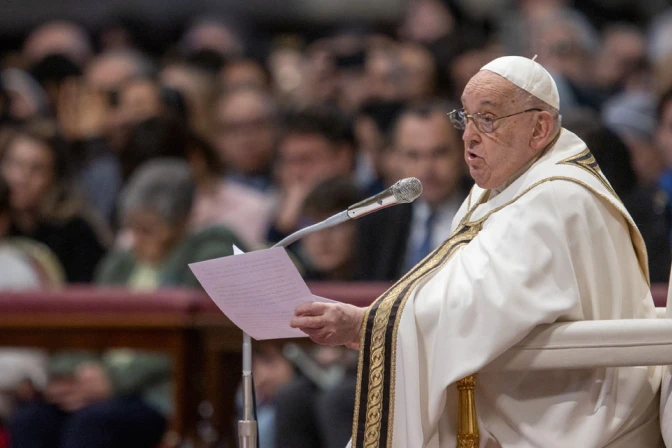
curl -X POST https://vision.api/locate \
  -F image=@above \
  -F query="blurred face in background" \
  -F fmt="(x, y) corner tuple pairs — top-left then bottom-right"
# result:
(124, 209), (184, 265)
(394, 112), (463, 206)
(252, 346), (293, 403)
(399, 43), (436, 101)
(118, 78), (163, 128)
(160, 64), (216, 136)
(219, 59), (269, 91)
(85, 52), (148, 149)
(398, 0), (455, 43)
(303, 215), (356, 277)
(212, 89), (276, 176)
(595, 27), (646, 91)
(86, 53), (142, 93)
(366, 49), (402, 102)
(277, 133), (351, 189)
(624, 135), (663, 185)
(1, 135), (54, 213)
(535, 20), (594, 86)
(449, 46), (502, 101)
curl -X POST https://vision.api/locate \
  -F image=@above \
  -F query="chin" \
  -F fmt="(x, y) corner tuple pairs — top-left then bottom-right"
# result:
(469, 171), (495, 190)
(470, 175), (487, 189)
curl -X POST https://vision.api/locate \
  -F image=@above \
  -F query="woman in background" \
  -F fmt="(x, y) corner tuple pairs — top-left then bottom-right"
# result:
(0, 120), (108, 283)
(97, 157), (245, 288)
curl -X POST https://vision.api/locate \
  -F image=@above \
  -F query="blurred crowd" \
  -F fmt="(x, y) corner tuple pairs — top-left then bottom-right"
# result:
(3, 0), (672, 446)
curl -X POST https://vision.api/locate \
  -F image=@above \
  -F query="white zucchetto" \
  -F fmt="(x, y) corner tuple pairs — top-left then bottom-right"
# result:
(480, 56), (560, 110)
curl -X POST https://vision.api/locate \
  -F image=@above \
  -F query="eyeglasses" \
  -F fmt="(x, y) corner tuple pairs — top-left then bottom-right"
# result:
(448, 108), (542, 134)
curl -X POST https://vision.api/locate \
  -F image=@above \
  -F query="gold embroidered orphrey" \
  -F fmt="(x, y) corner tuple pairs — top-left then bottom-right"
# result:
(352, 194), (486, 448)
(557, 148), (618, 199)
(352, 146), (635, 448)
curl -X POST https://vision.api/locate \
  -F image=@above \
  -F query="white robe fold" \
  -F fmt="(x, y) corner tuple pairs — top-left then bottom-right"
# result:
(351, 129), (662, 448)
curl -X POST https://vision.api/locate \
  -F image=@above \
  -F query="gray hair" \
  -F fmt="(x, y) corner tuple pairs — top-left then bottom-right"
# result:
(540, 8), (600, 56)
(603, 91), (657, 142)
(513, 89), (563, 134)
(120, 159), (195, 225)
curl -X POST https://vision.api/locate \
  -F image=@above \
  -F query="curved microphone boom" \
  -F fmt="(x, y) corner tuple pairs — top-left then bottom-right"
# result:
(273, 177), (423, 249)
(237, 177), (421, 447)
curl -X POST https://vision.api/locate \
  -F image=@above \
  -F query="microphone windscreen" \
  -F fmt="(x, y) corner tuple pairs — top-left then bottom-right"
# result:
(392, 177), (423, 203)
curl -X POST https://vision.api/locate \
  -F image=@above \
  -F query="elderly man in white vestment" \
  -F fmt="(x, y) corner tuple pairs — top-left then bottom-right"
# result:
(290, 56), (663, 448)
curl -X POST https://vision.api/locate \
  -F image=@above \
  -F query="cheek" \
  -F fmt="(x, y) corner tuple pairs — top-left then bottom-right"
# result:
(441, 156), (463, 177)
(303, 234), (321, 253)
(34, 174), (53, 194)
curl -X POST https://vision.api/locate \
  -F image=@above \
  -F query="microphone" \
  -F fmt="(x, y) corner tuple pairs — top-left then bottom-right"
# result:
(273, 177), (423, 249)
(346, 177), (422, 219)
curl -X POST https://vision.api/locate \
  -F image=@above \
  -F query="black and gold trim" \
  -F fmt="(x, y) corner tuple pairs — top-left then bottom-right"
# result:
(352, 196), (486, 448)
(557, 148), (618, 198)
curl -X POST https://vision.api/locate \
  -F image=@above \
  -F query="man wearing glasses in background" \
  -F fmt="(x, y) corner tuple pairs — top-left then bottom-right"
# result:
(355, 101), (467, 282)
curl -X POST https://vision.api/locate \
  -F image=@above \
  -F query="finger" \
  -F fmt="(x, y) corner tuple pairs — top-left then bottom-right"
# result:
(290, 315), (325, 330)
(301, 327), (323, 335)
(294, 302), (328, 316)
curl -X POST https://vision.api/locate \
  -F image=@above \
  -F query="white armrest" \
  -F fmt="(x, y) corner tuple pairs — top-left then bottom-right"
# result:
(484, 319), (672, 372)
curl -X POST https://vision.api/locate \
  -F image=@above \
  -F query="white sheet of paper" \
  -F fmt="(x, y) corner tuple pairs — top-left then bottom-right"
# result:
(189, 246), (335, 340)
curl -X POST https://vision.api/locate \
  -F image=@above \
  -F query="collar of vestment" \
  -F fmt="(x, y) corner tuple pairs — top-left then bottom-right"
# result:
(351, 127), (650, 448)
(460, 128), (647, 280)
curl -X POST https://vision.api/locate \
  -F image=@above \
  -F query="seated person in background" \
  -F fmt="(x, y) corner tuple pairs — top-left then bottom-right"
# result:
(274, 341), (359, 448)
(353, 100), (405, 195)
(355, 101), (468, 281)
(582, 126), (672, 283)
(97, 158), (245, 289)
(299, 177), (364, 281)
(10, 159), (243, 448)
(0, 174), (50, 431)
(1, 120), (109, 283)
(271, 178), (363, 448)
(9, 350), (170, 448)
(118, 115), (189, 182)
(268, 105), (356, 244)
(241, 344), (295, 448)
(0, 174), (43, 289)
(211, 87), (278, 192)
(186, 132), (273, 248)
(56, 77), (122, 222)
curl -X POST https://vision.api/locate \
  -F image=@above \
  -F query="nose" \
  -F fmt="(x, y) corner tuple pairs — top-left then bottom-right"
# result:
(462, 118), (480, 144)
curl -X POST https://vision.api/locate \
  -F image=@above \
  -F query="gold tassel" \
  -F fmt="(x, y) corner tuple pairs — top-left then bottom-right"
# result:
(456, 374), (479, 448)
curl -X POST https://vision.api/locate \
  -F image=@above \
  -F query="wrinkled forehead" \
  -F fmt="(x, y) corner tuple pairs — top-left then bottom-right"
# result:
(460, 70), (520, 111)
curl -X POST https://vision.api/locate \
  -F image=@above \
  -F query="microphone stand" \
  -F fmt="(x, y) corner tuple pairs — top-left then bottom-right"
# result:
(238, 332), (256, 448)
(237, 213), (349, 448)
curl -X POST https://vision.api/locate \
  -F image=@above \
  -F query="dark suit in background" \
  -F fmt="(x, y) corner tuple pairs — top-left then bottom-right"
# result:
(355, 203), (413, 281)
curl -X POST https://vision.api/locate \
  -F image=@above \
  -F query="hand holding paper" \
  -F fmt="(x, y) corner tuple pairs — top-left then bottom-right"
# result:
(290, 301), (365, 348)
(189, 246), (336, 340)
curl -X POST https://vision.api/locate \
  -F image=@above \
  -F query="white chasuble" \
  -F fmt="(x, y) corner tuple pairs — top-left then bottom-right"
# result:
(350, 129), (662, 448)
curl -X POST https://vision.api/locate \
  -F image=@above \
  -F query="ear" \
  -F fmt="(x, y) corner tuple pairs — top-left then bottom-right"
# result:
(529, 111), (554, 150)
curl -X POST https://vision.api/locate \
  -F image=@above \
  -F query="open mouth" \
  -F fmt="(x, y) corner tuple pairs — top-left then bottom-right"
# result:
(467, 151), (480, 161)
